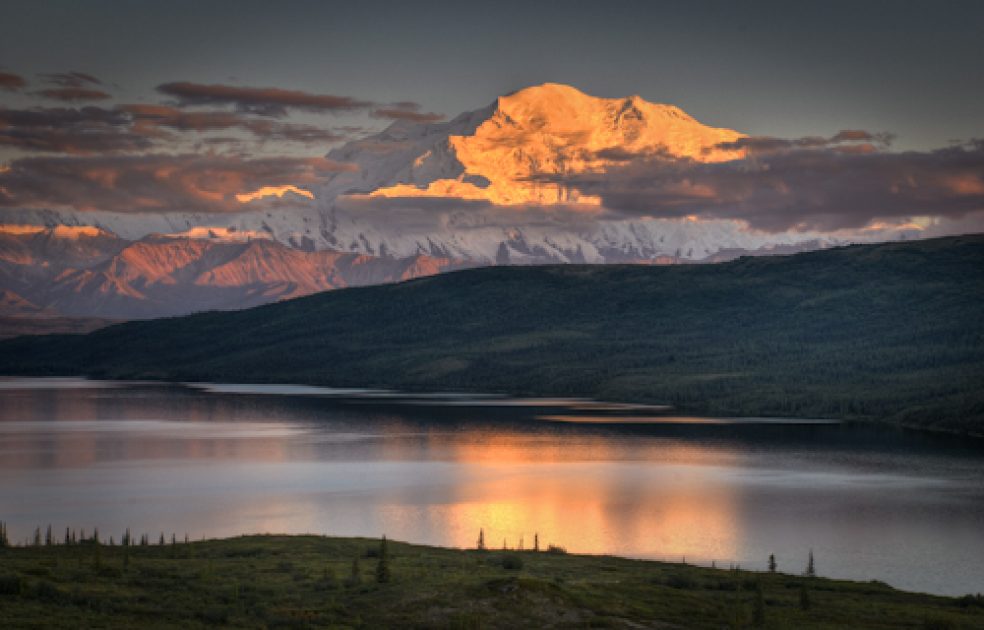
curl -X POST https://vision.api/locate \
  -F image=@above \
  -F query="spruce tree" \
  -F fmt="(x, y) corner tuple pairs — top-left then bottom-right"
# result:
(93, 536), (102, 569)
(33, 527), (41, 547)
(45, 524), (52, 546)
(375, 535), (391, 583)
(768, 553), (777, 573)
(476, 528), (485, 551)
(534, 532), (539, 552)
(64, 527), (70, 546)
(805, 549), (816, 577)
(159, 532), (165, 546)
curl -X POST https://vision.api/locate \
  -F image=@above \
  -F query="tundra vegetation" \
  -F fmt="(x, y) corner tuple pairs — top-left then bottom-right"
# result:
(0, 527), (982, 628)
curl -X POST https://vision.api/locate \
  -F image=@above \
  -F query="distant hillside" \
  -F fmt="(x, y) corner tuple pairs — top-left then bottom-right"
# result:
(2, 235), (983, 434)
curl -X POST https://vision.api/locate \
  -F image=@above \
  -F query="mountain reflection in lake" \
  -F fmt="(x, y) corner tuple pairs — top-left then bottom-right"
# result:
(1, 378), (982, 596)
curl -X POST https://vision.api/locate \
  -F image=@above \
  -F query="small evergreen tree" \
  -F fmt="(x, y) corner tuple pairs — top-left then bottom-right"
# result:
(159, 532), (165, 546)
(92, 528), (99, 544)
(45, 524), (53, 546)
(476, 528), (485, 551)
(33, 527), (41, 547)
(805, 549), (816, 577)
(0, 521), (8, 547)
(534, 532), (539, 552)
(768, 553), (777, 573)
(92, 536), (102, 569)
(375, 536), (391, 583)
(64, 527), (70, 546)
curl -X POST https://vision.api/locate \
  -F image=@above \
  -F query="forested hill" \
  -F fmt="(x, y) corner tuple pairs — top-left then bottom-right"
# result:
(2, 235), (983, 434)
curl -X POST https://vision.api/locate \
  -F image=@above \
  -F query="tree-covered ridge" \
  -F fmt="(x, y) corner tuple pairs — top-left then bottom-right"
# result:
(2, 234), (983, 434)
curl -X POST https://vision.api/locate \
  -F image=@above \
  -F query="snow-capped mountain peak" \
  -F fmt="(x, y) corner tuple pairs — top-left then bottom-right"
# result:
(4, 83), (919, 267)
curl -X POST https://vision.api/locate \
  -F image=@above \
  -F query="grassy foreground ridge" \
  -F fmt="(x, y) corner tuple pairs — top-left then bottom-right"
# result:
(1, 235), (983, 434)
(1, 534), (982, 629)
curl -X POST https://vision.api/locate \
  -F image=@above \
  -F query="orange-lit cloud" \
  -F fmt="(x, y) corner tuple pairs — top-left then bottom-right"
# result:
(236, 184), (315, 203)
(0, 154), (352, 213)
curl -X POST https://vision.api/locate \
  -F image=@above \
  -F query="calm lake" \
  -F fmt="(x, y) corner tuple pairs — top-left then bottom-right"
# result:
(1, 377), (983, 596)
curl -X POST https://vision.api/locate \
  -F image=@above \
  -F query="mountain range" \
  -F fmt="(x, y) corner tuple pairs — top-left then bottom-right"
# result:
(2, 83), (929, 324)
(0, 224), (469, 323)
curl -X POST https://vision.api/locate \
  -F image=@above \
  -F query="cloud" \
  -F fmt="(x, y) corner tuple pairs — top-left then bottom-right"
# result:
(156, 82), (373, 117)
(0, 106), (149, 154)
(122, 104), (343, 143)
(0, 154), (355, 213)
(709, 130), (894, 156)
(0, 71), (27, 91)
(0, 103), (347, 155)
(37, 88), (112, 101)
(40, 71), (103, 87)
(539, 137), (984, 232)
(371, 102), (445, 123)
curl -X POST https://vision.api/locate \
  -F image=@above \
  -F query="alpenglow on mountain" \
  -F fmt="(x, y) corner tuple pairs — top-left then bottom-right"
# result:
(9, 83), (918, 266)
(3, 84), (933, 324)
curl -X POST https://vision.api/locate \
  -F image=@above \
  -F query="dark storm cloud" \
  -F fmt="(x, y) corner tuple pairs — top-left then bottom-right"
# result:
(540, 137), (984, 232)
(0, 106), (148, 154)
(36, 87), (112, 101)
(0, 71), (27, 91)
(156, 82), (373, 117)
(0, 154), (356, 213)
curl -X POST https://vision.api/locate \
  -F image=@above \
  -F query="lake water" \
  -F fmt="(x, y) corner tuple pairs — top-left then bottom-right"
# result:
(1, 377), (983, 596)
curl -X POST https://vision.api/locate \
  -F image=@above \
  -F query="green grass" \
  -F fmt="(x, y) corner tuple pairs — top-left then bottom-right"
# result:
(0, 535), (981, 629)
(2, 234), (983, 434)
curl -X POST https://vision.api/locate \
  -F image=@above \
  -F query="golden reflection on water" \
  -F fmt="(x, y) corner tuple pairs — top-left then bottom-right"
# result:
(1, 384), (747, 563)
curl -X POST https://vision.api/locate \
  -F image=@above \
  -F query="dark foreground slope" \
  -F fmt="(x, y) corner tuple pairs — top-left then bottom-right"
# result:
(2, 535), (982, 629)
(2, 235), (983, 433)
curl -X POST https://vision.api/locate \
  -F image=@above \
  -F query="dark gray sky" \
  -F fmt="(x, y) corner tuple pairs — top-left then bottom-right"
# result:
(1, 0), (982, 150)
